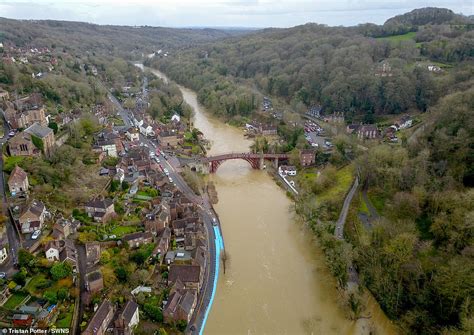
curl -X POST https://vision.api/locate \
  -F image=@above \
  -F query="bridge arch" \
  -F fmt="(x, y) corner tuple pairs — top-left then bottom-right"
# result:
(201, 152), (289, 173)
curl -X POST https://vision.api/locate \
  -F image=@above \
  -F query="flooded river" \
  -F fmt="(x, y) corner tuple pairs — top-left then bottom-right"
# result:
(142, 64), (397, 335)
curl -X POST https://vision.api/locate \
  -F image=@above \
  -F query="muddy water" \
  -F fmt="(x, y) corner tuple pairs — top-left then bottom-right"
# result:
(142, 64), (397, 335)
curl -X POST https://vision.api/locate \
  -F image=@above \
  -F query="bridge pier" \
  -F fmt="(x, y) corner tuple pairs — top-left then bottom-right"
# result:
(259, 154), (265, 170)
(274, 158), (278, 169)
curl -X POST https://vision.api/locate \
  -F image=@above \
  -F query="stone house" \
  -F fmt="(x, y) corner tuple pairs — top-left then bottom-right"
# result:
(85, 242), (101, 267)
(52, 218), (74, 239)
(153, 227), (171, 258)
(85, 198), (115, 223)
(168, 264), (202, 290)
(158, 131), (182, 148)
(163, 288), (197, 324)
(114, 300), (139, 334)
(8, 132), (41, 157)
(122, 232), (153, 248)
(24, 122), (55, 156)
(86, 270), (104, 294)
(19, 200), (47, 234)
(357, 125), (379, 139)
(8, 165), (29, 196)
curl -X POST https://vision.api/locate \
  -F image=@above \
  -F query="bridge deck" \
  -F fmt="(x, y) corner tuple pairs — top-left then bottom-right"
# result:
(202, 152), (289, 162)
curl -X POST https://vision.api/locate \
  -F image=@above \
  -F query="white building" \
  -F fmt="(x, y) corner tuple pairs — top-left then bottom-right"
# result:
(279, 165), (297, 176)
(126, 128), (140, 142)
(0, 246), (8, 264)
(45, 241), (60, 261)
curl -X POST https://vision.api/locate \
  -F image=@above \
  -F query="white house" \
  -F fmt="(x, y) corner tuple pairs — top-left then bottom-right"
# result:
(171, 113), (181, 123)
(279, 165), (297, 176)
(97, 141), (118, 157)
(114, 168), (125, 183)
(126, 128), (140, 142)
(0, 246), (8, 264)
(45, 241), (60, 261)
(139, 123), (155, 137)
(395, 116), (413, 130)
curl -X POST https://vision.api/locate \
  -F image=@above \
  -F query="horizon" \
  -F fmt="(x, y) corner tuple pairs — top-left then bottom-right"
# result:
(0, 1), (472, 29)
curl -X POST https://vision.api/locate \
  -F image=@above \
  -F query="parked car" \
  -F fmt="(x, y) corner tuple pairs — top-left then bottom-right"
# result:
(31, 230), (41, 240)
(0, 272), (6, 279)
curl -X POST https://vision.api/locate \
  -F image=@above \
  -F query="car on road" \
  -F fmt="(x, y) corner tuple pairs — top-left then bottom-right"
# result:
(8, 131), (16, 137)
(31, 230), (41, 240)
(163, 168), (169, 176)
(0, 272), (6, 279)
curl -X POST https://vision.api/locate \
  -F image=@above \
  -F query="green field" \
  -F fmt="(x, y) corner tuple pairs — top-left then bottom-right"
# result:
(376, 31), (416, 42)
(3, 292), (29, 310)
(317, 165), (354, 202)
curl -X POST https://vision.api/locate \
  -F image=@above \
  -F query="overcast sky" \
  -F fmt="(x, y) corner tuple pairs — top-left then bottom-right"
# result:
(0, 0), (472, 28)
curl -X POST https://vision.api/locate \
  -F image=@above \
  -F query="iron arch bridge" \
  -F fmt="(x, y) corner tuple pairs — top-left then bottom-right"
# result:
(201, 152), (289, 173)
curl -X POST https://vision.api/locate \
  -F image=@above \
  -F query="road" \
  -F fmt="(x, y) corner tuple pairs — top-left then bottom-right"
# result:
(107, 78), (220, 333)
(0, 109), (21, 277)
(334, 176), (359, 240)
(333, 176), (360, 288)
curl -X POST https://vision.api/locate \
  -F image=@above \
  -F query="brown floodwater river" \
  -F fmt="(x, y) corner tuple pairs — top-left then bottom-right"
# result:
(140, 64), (397, 335)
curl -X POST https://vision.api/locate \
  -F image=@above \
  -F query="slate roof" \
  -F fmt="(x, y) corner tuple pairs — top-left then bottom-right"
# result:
(121, 300), (139, 325)
(168, 265), (201, 284)
(24, 122), (53, 139)
(8, 166), (27, 184)
(85, 198), (114, 209)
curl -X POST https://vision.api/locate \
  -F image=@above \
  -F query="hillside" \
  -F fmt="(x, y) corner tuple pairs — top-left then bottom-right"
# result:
(384, 7), (472, 26)
(151, 7), (473, 122)
(0, 17), (249, 58)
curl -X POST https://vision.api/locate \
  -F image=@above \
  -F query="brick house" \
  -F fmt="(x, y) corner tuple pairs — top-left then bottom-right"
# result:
(8, 165), (29, 196)
(300, 149), (315, 167)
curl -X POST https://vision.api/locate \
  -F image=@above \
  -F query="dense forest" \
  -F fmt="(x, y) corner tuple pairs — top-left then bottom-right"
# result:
(150, 7), (473, 122)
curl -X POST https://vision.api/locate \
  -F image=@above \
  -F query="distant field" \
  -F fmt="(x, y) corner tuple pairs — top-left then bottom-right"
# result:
(376, 31), (416, 42)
